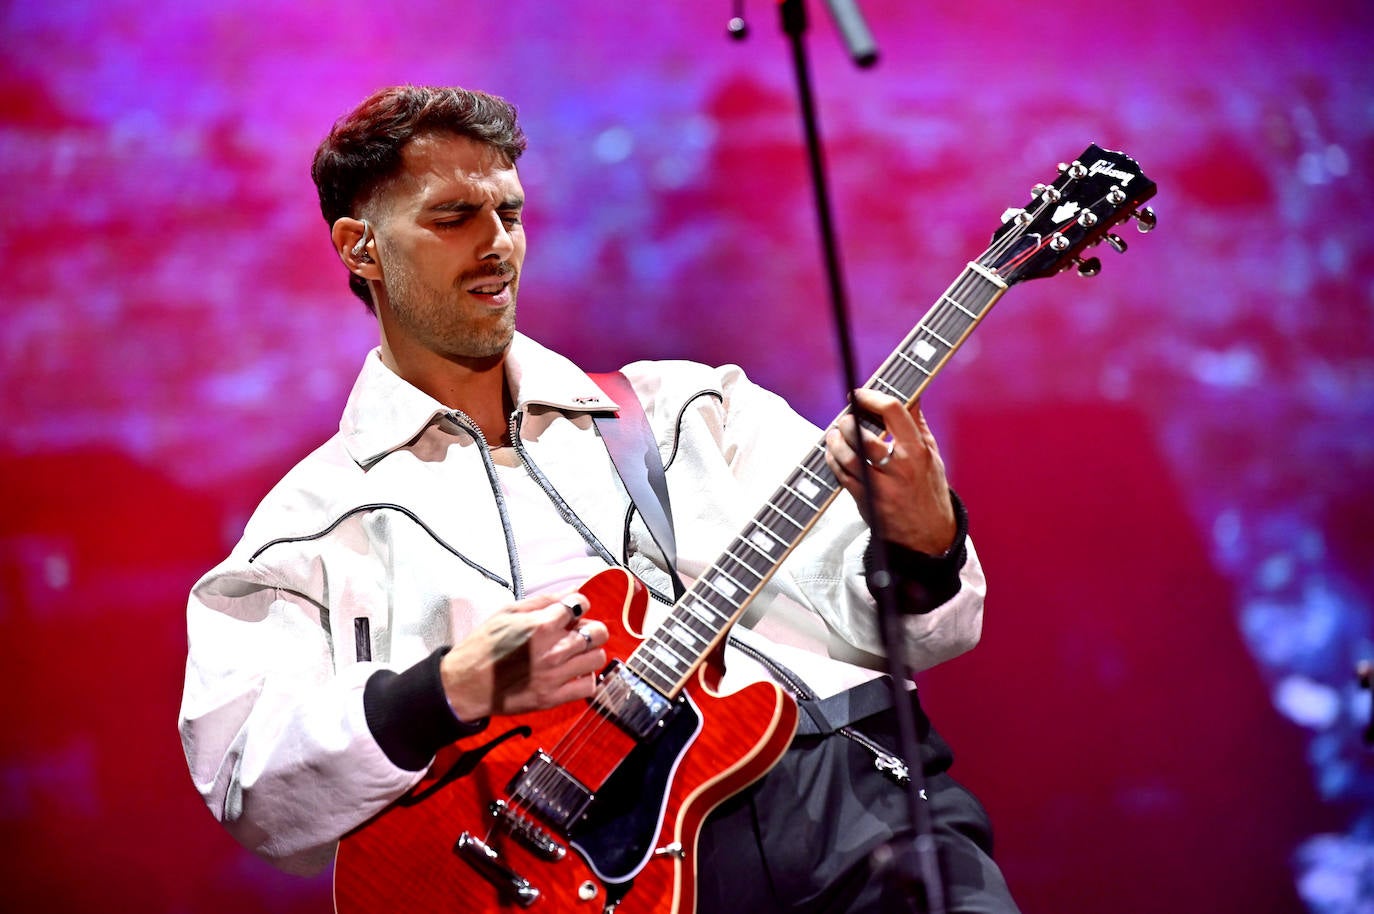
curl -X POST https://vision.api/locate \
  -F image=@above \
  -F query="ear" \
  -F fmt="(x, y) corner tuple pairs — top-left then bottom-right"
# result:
(331, 217), (381, 280)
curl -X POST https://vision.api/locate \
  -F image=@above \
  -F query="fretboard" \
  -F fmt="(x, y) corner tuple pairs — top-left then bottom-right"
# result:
(624, 263), (1009, 697)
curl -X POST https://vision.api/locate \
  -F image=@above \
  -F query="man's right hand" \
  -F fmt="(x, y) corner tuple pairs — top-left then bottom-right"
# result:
(439, 592), (609, 722)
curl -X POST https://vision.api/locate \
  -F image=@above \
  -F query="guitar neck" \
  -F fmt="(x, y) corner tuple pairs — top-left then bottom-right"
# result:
(622, 263), (1010, 697)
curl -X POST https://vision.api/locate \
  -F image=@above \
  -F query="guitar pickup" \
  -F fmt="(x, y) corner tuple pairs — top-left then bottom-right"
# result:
(508, 751), (595, 832)
(592, 662), (676, 739)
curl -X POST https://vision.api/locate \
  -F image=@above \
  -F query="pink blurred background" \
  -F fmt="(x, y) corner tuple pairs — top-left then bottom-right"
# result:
(1, 1), (1370, 911)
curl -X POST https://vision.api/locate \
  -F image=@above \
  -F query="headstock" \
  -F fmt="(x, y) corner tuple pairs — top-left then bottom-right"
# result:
(984, 145), (1157, 285)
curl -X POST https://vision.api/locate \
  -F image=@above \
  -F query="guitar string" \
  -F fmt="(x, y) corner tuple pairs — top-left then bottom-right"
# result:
(858, 177), (1059, 408)
(496, 577), (743, 825)
(527, 514), (789, 789)
(501, 445), (851, 816)
(497, 455), (841, 826)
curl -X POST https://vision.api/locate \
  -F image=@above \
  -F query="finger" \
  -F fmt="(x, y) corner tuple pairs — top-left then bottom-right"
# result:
(824, 426), (860, 479)
(556, 620), (608, 658)
(523, 603), (576, 634)
(577, 620), (608, 648)
(542, 637), (606, 698)
(909, 402), (941, 454)
(545, 669), (601, 705)
(833, 411), (882, 453)
(559, 592), (589, 622)
(526, 591), (590, 630)
(850, 388), (903, 415)
(853, 391), (945, 475)
(852, 389), (920, 443)
(504, 592), (568, 616)
(827, 421), (892, 474)
(562, 644), (607, 678)
(558, 626), (592, 657)
(831, 417), (884, 462)
(869, 438), (898, 469)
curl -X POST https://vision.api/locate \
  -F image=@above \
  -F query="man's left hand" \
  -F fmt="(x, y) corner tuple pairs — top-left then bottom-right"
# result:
(823, 389), (957, 556)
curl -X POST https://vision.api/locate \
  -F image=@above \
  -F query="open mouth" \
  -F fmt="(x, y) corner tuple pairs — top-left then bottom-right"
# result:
(468, 280), (509, 296)
(464, 267), (516, 300)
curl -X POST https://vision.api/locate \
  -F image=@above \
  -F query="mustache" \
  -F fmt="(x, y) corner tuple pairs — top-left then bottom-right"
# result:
(460, 262), (517, 284)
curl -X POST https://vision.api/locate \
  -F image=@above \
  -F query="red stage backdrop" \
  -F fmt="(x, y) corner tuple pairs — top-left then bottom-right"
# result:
(1, 1), (1370, 911)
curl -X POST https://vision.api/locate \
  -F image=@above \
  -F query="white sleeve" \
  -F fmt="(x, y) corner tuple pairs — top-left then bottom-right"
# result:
(178, 561), (422, 874)
(653, 361), (985, 672)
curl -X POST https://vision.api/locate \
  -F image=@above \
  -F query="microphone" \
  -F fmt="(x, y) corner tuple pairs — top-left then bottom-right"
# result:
(821, 0), (878, 67)
(728, 0), (749, 40)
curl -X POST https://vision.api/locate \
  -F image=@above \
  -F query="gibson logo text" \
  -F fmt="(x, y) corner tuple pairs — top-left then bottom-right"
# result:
(1088, 159), (1135, 185)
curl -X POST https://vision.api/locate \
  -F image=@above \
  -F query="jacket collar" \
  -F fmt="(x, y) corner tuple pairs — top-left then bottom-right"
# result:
(339, 333), (620, 468)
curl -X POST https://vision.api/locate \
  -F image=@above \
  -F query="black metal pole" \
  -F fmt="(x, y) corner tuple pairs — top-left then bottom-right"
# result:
(775, 2), (944, 912)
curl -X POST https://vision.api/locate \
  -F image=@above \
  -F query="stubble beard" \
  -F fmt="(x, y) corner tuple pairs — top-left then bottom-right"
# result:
(386, 261), (518, 362)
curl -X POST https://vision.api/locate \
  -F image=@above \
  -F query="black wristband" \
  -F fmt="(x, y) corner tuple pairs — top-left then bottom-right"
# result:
(362, 646), (489, 771)
(863, 488), (969, 614)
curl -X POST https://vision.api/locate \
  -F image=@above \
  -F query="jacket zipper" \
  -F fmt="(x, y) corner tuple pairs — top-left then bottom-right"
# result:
(447, 410), (526, 600)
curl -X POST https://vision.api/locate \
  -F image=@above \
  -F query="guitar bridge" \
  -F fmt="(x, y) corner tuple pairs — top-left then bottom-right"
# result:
(491, 798), (567, 860)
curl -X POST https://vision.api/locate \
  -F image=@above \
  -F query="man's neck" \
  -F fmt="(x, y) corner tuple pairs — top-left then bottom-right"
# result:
(379, 337), (515, 447)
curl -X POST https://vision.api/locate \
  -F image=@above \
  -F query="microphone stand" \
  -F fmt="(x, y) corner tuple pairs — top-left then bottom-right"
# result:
(766, 2), (945, 911)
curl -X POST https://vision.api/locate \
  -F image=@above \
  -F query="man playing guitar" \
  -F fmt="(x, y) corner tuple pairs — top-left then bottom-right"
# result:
(178, 85), (1021, 914)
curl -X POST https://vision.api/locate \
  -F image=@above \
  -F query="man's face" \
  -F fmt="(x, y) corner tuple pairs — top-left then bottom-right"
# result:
(370, 132), (526, 362)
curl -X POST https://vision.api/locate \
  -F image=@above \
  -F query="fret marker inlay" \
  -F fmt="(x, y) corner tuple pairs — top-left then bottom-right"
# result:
(652, 644), (682, 668)
(914, 339), (938, 362)
(749, 531), (778, 553)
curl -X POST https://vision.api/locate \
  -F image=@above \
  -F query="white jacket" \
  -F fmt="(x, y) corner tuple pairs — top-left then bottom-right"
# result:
(178, 333), (985, 874)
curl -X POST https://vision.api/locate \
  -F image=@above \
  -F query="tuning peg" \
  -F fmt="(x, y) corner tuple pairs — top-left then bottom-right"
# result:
(1105, 233), (1128, 253)
(1000, 207), (1032, 227)
(1075, 256), (1102, 277)
(1132, 206), (1157, 233)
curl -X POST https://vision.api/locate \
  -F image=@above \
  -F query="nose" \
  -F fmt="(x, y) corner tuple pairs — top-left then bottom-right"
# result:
(478, 210), (515, 261)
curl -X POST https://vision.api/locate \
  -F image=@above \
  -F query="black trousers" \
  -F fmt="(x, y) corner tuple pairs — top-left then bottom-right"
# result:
(694, 694), (1021, 914)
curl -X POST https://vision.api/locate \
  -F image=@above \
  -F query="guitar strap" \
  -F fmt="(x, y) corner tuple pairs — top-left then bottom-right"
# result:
(587, 371), (687, 600)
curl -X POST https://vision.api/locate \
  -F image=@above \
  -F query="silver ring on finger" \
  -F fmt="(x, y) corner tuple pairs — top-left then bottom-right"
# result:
(577, 628), (594, 651)
(870, 439), (896, 469)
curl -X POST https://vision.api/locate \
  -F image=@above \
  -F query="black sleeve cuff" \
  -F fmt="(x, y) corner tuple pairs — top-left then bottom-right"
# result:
(863, 489), (969, 615)
(362, 646), (489, 772)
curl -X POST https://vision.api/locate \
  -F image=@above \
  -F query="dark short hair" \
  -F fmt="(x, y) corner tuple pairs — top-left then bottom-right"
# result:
(311, 85), (528, 310)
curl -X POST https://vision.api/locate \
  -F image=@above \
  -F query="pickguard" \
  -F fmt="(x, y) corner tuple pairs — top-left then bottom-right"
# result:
(571, 694), (702, 882)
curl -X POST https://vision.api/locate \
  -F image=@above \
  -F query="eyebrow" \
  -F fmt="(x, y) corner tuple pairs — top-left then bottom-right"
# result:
(424, 196), (524, 216)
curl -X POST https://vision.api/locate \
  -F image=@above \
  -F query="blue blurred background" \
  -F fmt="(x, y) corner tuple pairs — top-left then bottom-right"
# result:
(1, 1), (1371, 911)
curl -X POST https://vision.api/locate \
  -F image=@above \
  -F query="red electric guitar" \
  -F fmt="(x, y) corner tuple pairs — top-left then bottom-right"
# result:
(334, 145), (1157, 913)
